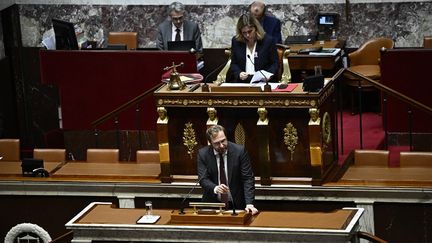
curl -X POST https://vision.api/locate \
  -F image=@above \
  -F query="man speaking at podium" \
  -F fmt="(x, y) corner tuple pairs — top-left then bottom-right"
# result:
(197, 125), (259, 215)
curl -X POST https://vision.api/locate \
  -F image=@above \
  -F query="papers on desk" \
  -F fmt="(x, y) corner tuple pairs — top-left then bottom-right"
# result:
(221, 82), (281, 91)
(137, 215), (160, 224)
(250, 70), (273, 83)
(309, 48), (341, 56)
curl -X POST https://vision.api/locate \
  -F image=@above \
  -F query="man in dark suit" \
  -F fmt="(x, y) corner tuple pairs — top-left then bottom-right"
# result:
(156, 2), (203, 53)
(250, 0), (282, 44)
(229, 13), (278, 83)
(197, 125), (258, 215)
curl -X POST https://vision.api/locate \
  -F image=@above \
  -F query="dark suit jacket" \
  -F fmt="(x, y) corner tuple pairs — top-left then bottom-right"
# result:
(156, 20), (203, 53)
(262, 15), (282, 44)
(229, 34), (278, 83)
(197, 142), (255, 209)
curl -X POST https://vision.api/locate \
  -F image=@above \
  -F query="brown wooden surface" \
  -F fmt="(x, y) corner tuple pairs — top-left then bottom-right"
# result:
(288, 40), (344, 70)
(155, 80), (336, 184)
(335, 165), (432, 187)
(0, 161), (63, 176)
(170, 210), (251, 225)
(75, 204), (356, 230)
(52, 162), (161, 180)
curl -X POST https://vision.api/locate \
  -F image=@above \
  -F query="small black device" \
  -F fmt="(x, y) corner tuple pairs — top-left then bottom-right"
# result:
(106, 44), (127, 50)
(317, 13), (339, 40)
(21, 158), (49, 177)
(167, 40), (196, 51)
(52, 18), (79, 50)
(285, 35), (316, 45)
(303, 74), (324, 92)
(278, 84), (288, 89)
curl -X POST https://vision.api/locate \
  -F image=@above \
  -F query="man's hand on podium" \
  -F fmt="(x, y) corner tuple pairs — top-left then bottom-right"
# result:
(245, 204), (259, 215)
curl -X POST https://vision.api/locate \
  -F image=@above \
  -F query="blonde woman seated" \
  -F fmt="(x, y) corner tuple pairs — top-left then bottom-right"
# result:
(229, 13), (278, 83)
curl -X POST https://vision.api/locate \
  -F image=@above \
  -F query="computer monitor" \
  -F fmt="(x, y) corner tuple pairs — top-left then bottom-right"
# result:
(316, 13), (339, 40)
(52, 18), (79, 50)
(167, 40), (196, 51)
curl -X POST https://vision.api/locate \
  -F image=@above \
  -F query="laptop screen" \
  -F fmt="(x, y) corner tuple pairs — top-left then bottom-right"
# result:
(167, 40), (195, 51)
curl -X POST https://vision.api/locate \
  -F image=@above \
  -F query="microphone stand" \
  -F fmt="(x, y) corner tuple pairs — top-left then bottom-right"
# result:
(247, 55), (272, 92)
(202, 58), (230, 92)
(226, 188), (238, 216)
(179, 176), (203, 214)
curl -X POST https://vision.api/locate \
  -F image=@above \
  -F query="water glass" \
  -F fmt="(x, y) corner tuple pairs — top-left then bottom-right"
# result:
(145, 201), (153, 215)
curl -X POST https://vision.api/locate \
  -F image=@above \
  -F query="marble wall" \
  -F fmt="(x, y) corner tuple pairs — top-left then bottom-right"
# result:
(17, 2), (432, 49)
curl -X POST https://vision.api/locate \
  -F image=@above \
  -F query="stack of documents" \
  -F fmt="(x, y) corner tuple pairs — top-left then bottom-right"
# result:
(309, 48), (341, 56)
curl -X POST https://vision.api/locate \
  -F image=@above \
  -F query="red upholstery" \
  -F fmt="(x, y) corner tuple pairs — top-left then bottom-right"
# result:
(39, 50), (198, 130)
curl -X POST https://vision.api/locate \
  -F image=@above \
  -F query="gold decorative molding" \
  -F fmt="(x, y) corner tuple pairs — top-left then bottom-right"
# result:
(182, 122), (198, 159)
(322, 112), (332, 145)
(234, 123), (246, 145)
(283, 123), (298, 161)
(157, 97), (317, 108)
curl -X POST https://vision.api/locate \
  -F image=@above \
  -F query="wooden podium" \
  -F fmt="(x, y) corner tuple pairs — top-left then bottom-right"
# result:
(154, 81), (337, 185)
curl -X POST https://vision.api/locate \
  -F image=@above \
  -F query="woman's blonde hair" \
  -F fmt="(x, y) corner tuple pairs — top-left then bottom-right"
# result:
(235, 13), (266, 42)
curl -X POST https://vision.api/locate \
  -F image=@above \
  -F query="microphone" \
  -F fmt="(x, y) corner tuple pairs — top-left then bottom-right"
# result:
(202, 58), (230, 92)
(226, 186), (238, 216)
(179, 176), (204, 214)
(247, 54), (272, 92)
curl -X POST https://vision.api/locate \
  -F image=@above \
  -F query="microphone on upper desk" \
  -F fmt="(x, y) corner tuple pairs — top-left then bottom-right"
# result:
(247, 54), (272, 92)
(202, 58), (230, 92)
(179, 176), (204, 214)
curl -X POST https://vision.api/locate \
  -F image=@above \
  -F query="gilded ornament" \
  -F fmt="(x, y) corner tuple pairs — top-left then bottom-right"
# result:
(283, 123), (298, 161)
(234, 123), (246, 145)
(322, 112), (332, 144)
(182, 122), (197, 159)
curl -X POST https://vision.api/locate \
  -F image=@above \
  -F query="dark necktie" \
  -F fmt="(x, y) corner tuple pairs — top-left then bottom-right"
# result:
(175, 28), (181, 41)
(219, 153), (229, 208)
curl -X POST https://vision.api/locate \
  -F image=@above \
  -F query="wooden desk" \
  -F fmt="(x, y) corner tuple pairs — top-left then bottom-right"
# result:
(66, 202), (363, 243)
(154, 81), (338, 185)
(51, 162), (161, 181)
(288, 40), (344, 73)
(338, 165), (432, 187)
(0, 161), (63, 177)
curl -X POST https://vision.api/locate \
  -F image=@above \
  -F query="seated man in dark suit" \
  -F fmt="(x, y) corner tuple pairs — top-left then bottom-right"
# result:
(229, 13), (278, 83)
(197, 125), (259, 215)
(250, 0), (282, 44)
(156, 1), (203, 53)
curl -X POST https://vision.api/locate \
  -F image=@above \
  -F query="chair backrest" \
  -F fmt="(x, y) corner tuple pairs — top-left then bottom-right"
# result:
(354, 149), (389, 166)
(214, 44), (291, 84)
(136, 150), (160, 164)
(33, 148), (66, 162)
(423, 36), (432, 48)
(400, 152), (432, 167)
(349, 37), (395, 66)
(86, 148), (119, 163)
(0, 139), (20, 161)
(108, 32), (138, 50)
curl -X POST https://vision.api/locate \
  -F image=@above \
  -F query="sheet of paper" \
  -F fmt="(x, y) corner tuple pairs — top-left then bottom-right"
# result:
(137, 215), (160, 224)
(250, 70), (273, 83)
